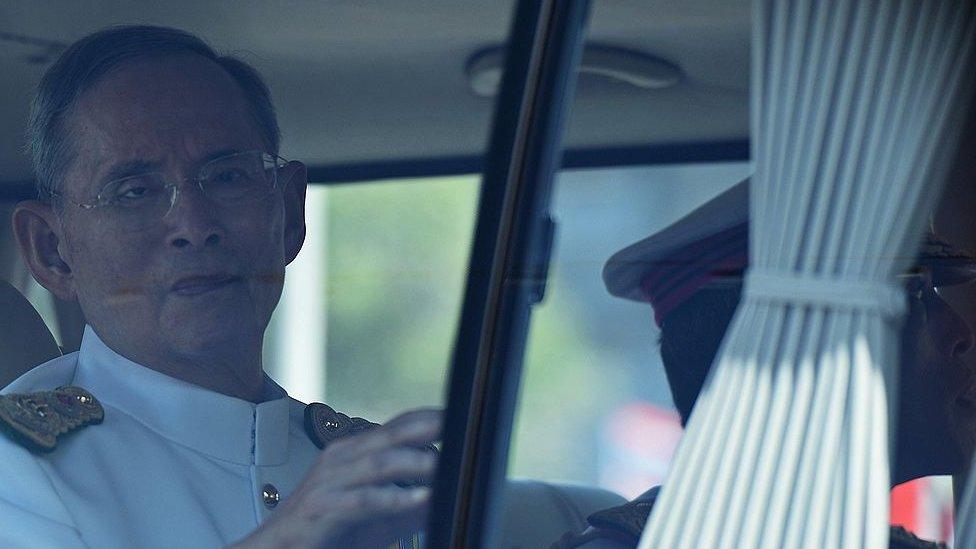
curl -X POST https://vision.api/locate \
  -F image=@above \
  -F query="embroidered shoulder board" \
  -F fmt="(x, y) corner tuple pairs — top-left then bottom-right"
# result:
(585, 498), (656, 542)
(550, 497), (655, 548)
(0, 386), (103, 453)
(304, 402), (438, 488)
(304, 402), (379, 449)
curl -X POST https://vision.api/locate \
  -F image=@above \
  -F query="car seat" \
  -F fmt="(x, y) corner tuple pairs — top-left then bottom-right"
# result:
(0, 279), (60, 387)
(494, 479), (626, 548)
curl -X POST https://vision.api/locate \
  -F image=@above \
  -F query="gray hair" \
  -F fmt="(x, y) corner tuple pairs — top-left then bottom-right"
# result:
(27, 25), (281, 202)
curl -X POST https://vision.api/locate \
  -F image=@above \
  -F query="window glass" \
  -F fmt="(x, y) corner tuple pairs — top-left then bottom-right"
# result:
(264, 176), (480, 416)
(509, 161), (961, 543)
(508, 162), (749, 495)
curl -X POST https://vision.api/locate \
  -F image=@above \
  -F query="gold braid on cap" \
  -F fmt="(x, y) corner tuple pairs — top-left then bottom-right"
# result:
(914, 233), (976, 287)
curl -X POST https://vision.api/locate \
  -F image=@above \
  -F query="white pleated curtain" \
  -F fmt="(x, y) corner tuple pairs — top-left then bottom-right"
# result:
(639, 1), (976, 548)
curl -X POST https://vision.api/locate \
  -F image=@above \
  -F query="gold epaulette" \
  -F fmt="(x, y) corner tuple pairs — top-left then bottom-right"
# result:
(303, 402), (437, 488)
(0, 386), (103, 453)
(550, 497), (654, 548)
(586, 498), (655, 541)
(303, 402), (379, 449)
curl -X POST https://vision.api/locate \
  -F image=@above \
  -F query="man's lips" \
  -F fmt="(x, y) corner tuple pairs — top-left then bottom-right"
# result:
(170, 274), (242, 295)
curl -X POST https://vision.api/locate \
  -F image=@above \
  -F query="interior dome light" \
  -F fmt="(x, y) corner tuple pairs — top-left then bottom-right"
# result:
(466, 44), (683, 98)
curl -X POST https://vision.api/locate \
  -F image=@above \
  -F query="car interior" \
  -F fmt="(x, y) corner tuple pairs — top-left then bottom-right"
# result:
(1, 1), (974, 547)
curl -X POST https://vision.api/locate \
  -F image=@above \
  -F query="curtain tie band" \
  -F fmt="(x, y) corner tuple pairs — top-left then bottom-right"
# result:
(744, 270), (906, 318)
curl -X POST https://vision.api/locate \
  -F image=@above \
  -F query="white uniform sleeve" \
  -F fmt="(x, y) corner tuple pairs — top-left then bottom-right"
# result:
(0, 440), (88, 548)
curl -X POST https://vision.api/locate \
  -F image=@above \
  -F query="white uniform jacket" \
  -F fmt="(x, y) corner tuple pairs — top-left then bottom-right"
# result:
(0, 326), (322, 548)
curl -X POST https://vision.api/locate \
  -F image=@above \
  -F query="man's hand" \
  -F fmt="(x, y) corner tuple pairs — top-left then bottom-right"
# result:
(232, 409), (441, 548)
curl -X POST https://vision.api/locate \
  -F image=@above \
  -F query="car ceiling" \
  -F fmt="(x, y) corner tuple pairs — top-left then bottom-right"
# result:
(0, 1), (750, 187)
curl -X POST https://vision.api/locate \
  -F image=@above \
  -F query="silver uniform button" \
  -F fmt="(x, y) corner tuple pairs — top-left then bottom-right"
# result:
(262, 484), (280, 509)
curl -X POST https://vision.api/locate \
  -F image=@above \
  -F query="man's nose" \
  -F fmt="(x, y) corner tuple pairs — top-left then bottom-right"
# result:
(164, 184), (223, 249)
(931, 295), (975, 359)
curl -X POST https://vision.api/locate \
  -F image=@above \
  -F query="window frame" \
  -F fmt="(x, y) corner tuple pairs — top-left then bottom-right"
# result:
(427, 2), (592, 547)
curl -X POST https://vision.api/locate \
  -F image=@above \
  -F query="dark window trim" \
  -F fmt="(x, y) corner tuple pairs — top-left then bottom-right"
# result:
(309, 140), (749, 183)
(429, 1), (591, 547)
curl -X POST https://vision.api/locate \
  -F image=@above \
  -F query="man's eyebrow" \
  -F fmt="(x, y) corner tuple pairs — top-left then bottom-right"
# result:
(200, 148), (249, 165)
(99, 160), (160, 186)
(97, 149), (250, 186)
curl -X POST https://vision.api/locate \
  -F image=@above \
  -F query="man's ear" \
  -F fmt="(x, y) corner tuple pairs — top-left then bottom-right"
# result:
(280, 161), (307, 265)
(11, 200), (77, 301)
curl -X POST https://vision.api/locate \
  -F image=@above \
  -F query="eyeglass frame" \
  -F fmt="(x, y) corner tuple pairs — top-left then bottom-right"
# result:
(44, 150), (290, 218)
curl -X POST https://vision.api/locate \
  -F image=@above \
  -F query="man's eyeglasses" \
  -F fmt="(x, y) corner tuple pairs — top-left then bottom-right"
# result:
(49, 150), (287, 230)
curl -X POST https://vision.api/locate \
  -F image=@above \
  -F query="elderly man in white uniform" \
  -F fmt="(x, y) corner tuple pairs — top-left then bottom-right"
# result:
(0, 26), (437, 548)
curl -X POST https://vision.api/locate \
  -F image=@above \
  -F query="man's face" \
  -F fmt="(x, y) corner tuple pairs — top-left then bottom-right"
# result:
(49, 53), (302, 366)
(895, 270), (976, 483)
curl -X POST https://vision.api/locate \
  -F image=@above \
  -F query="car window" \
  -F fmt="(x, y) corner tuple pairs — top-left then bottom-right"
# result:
(264, 176), (479, 414)
(508, 162), (748, 495)
(505, 163), (958, 543)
